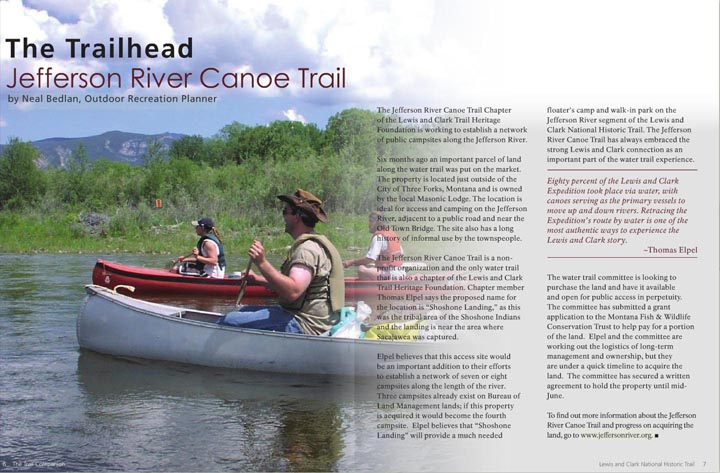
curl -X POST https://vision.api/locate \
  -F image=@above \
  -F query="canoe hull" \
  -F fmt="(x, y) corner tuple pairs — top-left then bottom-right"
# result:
(77, 285), (429, 376)
(92, 258), (274, 298)
(92, 258), (441, 299)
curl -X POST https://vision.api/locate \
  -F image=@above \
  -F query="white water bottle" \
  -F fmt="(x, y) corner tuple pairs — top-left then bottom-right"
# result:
(355, 301), (371, 323)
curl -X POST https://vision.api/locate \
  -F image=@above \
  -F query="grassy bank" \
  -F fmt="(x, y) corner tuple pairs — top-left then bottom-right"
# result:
(0, 210), (371, 263)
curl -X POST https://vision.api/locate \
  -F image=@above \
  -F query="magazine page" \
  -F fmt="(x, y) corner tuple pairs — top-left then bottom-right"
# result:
(0, 0), (717, 472)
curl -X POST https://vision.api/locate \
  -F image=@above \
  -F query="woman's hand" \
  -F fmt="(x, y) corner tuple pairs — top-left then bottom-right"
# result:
(242, 269), (259, 282)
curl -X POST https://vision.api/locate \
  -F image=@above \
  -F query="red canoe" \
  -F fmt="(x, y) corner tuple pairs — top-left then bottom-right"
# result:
(92, 258), (451, 299)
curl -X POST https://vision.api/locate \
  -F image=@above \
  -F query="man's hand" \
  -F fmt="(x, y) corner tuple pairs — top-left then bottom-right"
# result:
(248, 240), (267, 266)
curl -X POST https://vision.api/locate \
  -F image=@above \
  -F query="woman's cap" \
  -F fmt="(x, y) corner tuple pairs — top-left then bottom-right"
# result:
(192, 217), (214, 229)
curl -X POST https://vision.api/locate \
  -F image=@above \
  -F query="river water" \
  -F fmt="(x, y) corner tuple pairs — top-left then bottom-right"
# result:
(0, 254), (453, 472)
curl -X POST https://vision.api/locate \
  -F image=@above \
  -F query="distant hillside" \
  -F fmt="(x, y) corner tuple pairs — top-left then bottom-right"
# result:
(1, 131), (186, 169)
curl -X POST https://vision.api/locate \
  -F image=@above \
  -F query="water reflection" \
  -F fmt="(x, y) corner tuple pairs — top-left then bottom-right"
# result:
(76, 350), (375, 401)
(76, 351), (373, 471)
(274, 402), (344, 472)
(1, 254), (385, 472)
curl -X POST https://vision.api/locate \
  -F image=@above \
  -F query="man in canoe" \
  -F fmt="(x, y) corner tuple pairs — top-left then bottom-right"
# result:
(343, 210), (406, 280)
(218, 189), (345, 335)
(172, 217), (226, 278)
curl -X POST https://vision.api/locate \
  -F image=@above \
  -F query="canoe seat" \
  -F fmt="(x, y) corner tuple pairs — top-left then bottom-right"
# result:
(182, 311), (221, 324)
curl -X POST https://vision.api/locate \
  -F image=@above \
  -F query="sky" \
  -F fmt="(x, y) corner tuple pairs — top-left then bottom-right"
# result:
(0, 0), (717, 142)
(0, 0), (475, 141)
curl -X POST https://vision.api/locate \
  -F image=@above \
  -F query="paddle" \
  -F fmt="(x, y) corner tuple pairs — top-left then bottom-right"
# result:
(234, 258), (254, 308)
(166, 252), (194, 270)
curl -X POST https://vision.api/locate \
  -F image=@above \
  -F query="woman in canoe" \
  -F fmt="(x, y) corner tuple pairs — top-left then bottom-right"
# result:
(343, 210), (406, 280)
(173, 217), (226, 278)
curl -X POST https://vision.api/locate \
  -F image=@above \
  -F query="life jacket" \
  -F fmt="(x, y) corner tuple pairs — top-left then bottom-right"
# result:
(197, 234), (226, 271)
(374, 229), (403, 268)
(282, 233), (345, 313)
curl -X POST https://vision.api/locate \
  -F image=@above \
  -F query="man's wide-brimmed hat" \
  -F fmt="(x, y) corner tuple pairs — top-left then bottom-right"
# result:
(277, 189), (329, 223)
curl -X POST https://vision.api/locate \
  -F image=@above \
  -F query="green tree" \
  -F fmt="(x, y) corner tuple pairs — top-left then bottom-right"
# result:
(261, 120), (323, 159)
(85, 159), (141, 209)
(217, 122), (254, 164)
(222, 122), (276, 163)
(202, 136), (228, 166)
(141, 138), (169, 200)
(166, 155), (202, 199)
(66, 143), (91, 205)
(324, 108), (383, 165)
(142, 138), (167, 166)
(169, 135), (207, 163)
(217, 120), (325, 165)
(0, 138), (45, 209)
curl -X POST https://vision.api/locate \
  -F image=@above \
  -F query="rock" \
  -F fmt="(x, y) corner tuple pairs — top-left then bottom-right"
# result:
(78, 213), (110, 236)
